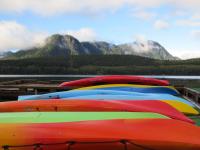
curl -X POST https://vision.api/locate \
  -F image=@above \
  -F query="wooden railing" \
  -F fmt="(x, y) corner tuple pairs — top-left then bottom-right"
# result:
(175, 86), (200, 105)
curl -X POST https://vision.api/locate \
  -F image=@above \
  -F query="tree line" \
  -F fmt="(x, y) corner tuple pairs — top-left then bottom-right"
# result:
(0, 55), (199, 75)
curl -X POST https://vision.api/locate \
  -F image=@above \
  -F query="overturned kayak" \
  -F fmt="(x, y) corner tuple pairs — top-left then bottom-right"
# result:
(18, 90), (179, 100)
(59, 93), (194, 107)
(162, 100), (199, 115)
(0, 112), (168, 124)
(18, 90), (158, 100)
(78, 84), (179, 95)
(18, 90), (193, 106)
(59, 75), (169, 87)
(0, 119), (200, 150)
(0, 100), (194, 123)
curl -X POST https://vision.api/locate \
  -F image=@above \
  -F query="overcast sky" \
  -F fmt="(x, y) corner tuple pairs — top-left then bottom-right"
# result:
(1, 0), (200, 59)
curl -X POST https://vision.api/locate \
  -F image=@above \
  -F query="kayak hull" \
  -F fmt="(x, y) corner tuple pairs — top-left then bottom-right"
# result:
(0, 100), (194, 123)
(18, 90), (179, 100)
(0, 112), (168, 124)
(63, 94), (195, 106)
(0, 119), (200, 150)
(78, 84), (179, 95)
(17, 90), (194, 107)
(59, 75), (169, 87)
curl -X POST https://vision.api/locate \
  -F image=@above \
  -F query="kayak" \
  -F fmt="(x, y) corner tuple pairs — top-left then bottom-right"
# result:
(0, 119), (200, 150)
(162, 100), (199, 115)
(55, 93), (194, 107)
(0, 100), (193, 123)
(18, 90), (179, 100)
(59, 75), (169, 87)
(0, 112), (168, 124)
(78, 84), (179, 95)
(161, 100), (199, 114)
(18, 90), (193, 106)
(18, 90), (162, 100)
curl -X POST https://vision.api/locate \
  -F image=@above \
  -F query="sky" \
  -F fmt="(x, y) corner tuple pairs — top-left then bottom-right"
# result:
(0, 0), (200, 59)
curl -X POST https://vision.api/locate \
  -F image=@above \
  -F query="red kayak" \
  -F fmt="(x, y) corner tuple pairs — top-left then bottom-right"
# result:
(59, 75), (169, 88)
(0, 100), (193, 124)
(0, 119), (200, 150)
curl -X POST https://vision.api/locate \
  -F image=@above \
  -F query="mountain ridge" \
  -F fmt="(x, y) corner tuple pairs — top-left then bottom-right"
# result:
(5, 34), (179, 60)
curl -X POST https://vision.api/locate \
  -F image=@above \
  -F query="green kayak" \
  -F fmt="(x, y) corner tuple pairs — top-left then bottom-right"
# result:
(0, 112), (168, 123)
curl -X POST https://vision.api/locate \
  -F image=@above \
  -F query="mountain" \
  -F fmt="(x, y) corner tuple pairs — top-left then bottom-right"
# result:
(119, 40), (177, 60)
(5, 34), (178, 60)
(82, 42), (124, 55)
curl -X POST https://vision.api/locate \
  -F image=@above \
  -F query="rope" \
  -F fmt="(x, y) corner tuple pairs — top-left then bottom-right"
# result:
(2, 140), (156, 150)
(127, 141), (156, 150)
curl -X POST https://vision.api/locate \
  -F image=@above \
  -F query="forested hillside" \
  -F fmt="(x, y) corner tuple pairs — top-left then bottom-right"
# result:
(0, 55), (199, 75)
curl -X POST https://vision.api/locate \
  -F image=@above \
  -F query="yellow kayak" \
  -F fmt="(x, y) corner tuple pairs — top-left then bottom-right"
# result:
(78, 84), (179, 95)
(162, 100), (199, 115)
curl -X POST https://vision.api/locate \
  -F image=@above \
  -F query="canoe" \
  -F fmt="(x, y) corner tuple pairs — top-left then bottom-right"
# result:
(0, 119), (200, 150)
(0, 100), (194, 123)
(78, 84), (179, 95)
(0, 112), (168, 124)
(18, 90), (193, 106)
(59, 75), (169, 87)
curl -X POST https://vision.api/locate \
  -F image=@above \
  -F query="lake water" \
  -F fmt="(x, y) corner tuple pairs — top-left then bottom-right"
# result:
(0, 75), (199, 80)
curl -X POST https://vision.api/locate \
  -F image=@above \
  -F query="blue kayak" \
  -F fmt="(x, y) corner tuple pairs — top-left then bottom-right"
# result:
(78, 84), (179, 95)
(19, 90), (168, 100)
(62, 94), (194, 107)
(18, 90), (194, 107)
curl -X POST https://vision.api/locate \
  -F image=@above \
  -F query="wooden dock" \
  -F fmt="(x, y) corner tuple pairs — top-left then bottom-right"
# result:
(0, 80), (199, 104)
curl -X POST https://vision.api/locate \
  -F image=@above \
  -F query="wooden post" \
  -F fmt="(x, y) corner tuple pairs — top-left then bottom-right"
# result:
(34, 88), (38, 95)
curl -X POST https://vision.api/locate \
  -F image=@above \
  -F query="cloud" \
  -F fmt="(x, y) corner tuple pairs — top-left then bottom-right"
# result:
(154, 20), (170, 29)
(181, 52), (200, 59)
(190, 30), (200, 38)
(191, 13), (200, 20)
(0, 0), (199, 16)
(0, 0), (126, 16)
(176, 20), (200, 27)
(0, 21), (48, 52)
(132, 10), (156, 20)
(0, 21), (98, 52)
(64, 28), (97, 41)
(134, 34), (147, 42)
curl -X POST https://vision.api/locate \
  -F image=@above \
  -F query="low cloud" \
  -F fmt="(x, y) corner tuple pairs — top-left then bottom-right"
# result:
(0, 21), (98, 52)
(64, 28), (97, 41)
(0, 21), (48, 52)
(154, 20), (170, 29)
(181, 52), (200, 59)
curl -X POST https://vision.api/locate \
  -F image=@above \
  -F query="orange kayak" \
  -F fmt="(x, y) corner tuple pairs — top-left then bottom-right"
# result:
(0, 119), (200, 150)
(0, 100), (193, 123)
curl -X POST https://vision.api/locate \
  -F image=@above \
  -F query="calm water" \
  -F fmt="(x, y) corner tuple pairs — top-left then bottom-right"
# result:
(0, 75), (199, 80)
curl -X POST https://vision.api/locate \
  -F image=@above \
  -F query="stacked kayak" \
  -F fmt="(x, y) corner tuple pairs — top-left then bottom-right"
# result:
(78, 84), (180, 95)
(1, 119), (200, 150)
(59, 75), (170, 87)
(0, 75), (200, 150)
(0, 100), (194, 123)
